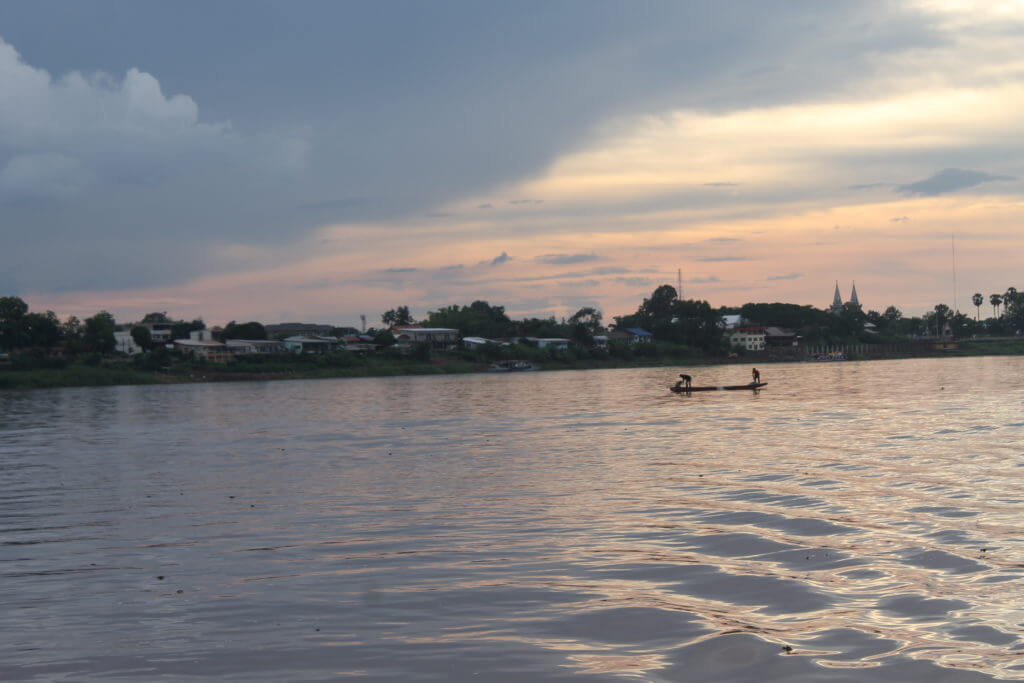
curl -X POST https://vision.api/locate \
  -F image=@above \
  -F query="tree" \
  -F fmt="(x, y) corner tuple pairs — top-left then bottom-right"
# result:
(170, 319), (205, 340)
(972, 293), (984, 321)
(221, 321), (267, 340)
(131, 325), (153, 351)
(0, 296), (29, 349)
(83, 311), (117, 353)
(382, 306), (413, 327)
(991, 293), (1002, 318)
(568, 307), (603, 333)
(62, 316), (85, 354)
(23, 311), (62, 348)
(141, 312), (170, 324)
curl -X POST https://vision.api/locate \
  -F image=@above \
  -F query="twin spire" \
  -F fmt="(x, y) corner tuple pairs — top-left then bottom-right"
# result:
(831, 281), (859, 311)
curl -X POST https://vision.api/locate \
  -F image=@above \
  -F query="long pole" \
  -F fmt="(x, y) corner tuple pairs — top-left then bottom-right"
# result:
(678, 268), (682, 299)
(952, 234), (958, 313)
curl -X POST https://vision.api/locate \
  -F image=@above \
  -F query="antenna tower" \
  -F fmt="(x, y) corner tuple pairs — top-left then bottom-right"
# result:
(952, 234), (958, 313)
(360, 314), (366, 333)
(677, 268), (683, 299)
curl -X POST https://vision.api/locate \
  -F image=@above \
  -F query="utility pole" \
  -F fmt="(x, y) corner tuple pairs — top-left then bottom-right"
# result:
(677, 268), (683, 299)
(360, 314), (366, 333)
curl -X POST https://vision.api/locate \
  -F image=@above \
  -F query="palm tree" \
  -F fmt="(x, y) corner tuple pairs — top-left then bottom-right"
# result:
(1005, 287), (1019, 312)
(991, 293), (1003, 318)
(972, 293), (983, 321)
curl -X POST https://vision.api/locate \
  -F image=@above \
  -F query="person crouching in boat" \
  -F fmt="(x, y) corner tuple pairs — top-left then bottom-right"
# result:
(751, 367), (761, 384)
(677, 373), (692, 389)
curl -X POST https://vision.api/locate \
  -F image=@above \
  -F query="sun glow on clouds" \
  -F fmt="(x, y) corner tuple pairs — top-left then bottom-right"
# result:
(23, 2), (1024, 325)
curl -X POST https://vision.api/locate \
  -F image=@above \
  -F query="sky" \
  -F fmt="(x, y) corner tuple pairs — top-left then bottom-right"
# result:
(1, 0), (1022, 327)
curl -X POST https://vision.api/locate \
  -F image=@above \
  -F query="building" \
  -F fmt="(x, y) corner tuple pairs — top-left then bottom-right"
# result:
(729, 326), (766, 351)
(830, 282), (861, 314)
(172, 339), (231, 362)
(265, 322), (336, 339)
(462, 336), (493, 349)
(608, 328), (654, 345)
(531, 338), (570, 350)
(721, 314), (743, 330)
(224, 339), (285, 354)
(392, 326), (459, 350)
(764, 326), (799, 347)
(113, 329), (142, 355)
(282, 336), (340, 354)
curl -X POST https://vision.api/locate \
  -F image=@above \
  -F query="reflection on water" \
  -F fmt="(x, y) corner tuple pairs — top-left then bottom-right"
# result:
(2, 356), (1024, 681)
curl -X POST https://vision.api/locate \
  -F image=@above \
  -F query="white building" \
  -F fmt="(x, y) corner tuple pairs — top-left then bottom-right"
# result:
(113, 330), (142, 355)
(729, 326), (766, 351)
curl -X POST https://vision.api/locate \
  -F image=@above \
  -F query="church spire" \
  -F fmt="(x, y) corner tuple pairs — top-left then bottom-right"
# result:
(832, 281), (842, 309)
(850, 282), (859, 307)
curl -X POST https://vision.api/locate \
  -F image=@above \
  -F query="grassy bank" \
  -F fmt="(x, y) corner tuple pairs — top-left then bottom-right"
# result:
(0, 364), (163, 390)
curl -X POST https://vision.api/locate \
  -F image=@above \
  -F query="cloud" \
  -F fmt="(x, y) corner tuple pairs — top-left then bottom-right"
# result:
(696, 256), (749, 262)
(703, 182), (738, 187)
(489, 251), (510, 266)
(509, 199), (544, 205)
(890, 216), (910, 223)
(705, 237), (740, 243)
(614, 277), (654, 287)
(477, 203), (494, 209)
(687, 276), (721, 283)
(766, 273), (803, 281)
(384, 267), (417, 273)
(850, 182), (893, 190)
(0, 36), (309, 291)
(896, 168), (1015, 196)
(535, 253), (599, 265)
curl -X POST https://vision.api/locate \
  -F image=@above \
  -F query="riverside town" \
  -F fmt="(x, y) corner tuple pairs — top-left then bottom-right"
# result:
(2, 282), (1023, 390)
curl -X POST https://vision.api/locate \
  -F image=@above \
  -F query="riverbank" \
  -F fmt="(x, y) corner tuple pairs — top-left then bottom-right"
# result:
(3, 338), (1023, 390)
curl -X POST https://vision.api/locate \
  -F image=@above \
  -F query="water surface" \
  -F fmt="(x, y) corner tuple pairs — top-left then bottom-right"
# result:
(3, 357), (1024, 681)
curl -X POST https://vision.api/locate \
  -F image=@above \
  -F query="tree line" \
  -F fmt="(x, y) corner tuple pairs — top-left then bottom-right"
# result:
(3, 282), (1023, 363)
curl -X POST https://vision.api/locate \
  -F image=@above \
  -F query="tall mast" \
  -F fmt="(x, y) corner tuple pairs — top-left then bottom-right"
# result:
(677, 268), (682, 299)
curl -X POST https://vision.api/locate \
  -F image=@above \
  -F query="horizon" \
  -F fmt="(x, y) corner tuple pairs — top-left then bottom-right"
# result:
(2, 2), (1022, 324)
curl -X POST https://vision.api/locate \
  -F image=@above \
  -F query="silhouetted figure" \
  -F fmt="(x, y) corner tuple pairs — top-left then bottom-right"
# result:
(751, 367), (761, 384)
(679, 373), (692, 388)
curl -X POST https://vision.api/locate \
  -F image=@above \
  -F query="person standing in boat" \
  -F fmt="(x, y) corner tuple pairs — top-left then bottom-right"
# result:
(678, 373), (692, 389)
(751, 367), (761, 384)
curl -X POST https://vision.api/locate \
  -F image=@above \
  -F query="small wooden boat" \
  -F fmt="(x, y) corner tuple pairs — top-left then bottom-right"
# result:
(670, 382), (766, 393)
(488, 360), (536, 372)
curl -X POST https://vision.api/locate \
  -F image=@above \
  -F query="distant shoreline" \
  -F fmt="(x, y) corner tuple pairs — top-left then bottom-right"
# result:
(2, 339), (1023, 391)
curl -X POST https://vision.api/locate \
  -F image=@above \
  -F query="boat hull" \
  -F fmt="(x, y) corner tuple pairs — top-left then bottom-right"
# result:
(670, 382), (766, 393)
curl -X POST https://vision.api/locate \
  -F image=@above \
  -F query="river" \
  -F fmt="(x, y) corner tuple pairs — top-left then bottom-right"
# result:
(3, 356), (1024, 681)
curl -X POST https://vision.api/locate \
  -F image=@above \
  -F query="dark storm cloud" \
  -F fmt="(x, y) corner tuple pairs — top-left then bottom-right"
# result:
(535, 253), (599, 265)
(0, 1), (950, 292)
(896, 168), (1015, 196)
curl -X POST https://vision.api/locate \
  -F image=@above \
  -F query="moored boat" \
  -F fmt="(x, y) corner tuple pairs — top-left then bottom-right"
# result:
(488, 360), (536, 372)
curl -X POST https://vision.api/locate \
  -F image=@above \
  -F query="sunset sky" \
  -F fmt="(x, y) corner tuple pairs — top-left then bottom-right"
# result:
(2, 1), (1022, 327)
